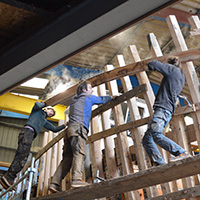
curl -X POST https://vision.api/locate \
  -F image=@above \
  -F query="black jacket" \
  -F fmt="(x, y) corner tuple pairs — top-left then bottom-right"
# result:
(148, 60), (185, 113)
(25, 102), (65, 136)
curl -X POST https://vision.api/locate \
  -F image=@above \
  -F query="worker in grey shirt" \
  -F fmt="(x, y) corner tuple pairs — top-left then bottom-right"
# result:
(142, 56), (191, 166)
(49, 81), (112, 192)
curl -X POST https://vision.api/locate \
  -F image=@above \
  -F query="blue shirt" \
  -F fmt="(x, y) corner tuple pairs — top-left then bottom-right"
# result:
(69, 93), (112, 131)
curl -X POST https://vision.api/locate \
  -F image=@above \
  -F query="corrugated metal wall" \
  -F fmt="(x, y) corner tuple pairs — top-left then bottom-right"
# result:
(0, 117), (45, 164)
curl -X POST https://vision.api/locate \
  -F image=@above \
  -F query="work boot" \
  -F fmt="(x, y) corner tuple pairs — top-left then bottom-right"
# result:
(71, 179), (90, 188)
(48, 183), (62, 193)
(168, 151), (191, 163)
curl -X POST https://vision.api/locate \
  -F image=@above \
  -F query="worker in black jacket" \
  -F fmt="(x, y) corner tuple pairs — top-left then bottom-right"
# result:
(142, 56), (191, 166)
(0, 102), (67, 190)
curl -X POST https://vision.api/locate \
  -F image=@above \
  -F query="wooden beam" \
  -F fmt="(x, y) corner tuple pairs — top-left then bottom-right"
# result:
(105, 64), (137, 199)
(98, 84), (119, 180)
(32, 155), (200, 200)
(190, 29), (200, 36)
(148, 32), (173, 195)
(128, 44), (157, 197)
(188, 15), (200, 46)
(45, 48), (200, 106)
(147, 185), (200, 200)
(37, 132), (48, 197)
(90, 88), (106, 194)
(91, 84), (147, 118)
(87, 117), (151, 143)
(173, 104), (196, 116)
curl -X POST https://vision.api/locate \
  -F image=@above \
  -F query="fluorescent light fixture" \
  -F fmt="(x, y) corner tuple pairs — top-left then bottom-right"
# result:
(11, 92), (39, 99)
(21, 77), (49, 89)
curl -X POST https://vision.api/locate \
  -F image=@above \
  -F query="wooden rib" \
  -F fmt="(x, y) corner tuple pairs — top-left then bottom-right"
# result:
(147, 185), (200, 200)
(91, 84), (147, 118)
(32, 155), (200, 200)
(87, 117), (151, 143)
(45, 48), (200, 106)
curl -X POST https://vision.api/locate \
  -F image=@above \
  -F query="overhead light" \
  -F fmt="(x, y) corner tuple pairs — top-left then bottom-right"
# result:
(21, 77), (49, 89)
(11, 92), (39, 99)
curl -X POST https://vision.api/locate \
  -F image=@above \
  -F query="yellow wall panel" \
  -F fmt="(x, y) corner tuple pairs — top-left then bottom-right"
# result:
(0, 93), (66, 121)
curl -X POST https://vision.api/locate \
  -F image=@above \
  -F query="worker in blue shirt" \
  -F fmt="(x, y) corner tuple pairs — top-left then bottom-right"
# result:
(0, 102), (67, 190)
(49, 81), (112, 192)
(142, 56), (191, 166)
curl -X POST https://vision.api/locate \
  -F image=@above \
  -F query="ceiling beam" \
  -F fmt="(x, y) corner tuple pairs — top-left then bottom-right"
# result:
(0, 0), (51, 16)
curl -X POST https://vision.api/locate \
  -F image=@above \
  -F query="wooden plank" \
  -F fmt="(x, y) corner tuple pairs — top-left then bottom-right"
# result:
(90, 96), (107, 200)
(43, 132), (53, 195)
(91, 84), (147, 118)
(105, 64), (137, 199)
(167, 13), (200, 166)
(116, 52), (157, 198)
(128, 45), (155, 115)
(32, 155), (200, 200)
(87, 117), (151, 143)
(166, 15), (196, 191)
(146, 185), (200, 200)
(174, 104), (196, 116)
(88, 116), (197, 145)
(166, 15), (200, 191)
(98, 84), (118, 179)
(190, 29), (200, 36)
(148, 32), (172, 195)
(50, 133), (58, 178)
(36, 132), (48, 197)
(188, 15), (200, 44)
(90, 87), (105, 184)
(45, 48), (200, 106)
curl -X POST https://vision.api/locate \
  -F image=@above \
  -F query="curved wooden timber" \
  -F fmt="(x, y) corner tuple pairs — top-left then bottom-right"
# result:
(91, 84), (147, 118)
(32, 155), (200, 200)
(45, 48), (200, 106)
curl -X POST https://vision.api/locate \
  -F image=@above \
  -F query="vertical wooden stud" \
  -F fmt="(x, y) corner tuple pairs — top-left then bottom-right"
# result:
(98, 83), (118, 179)
(36, 131), (48, 197)
(105, 64), (140, 200)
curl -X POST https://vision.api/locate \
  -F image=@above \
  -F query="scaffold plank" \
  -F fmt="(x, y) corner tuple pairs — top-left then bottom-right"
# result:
(32, 154), (200, 200)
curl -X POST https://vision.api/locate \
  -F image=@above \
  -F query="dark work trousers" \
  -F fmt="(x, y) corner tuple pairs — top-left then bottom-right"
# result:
(7, 128), (35, 179)
(52, 123), (87, 185)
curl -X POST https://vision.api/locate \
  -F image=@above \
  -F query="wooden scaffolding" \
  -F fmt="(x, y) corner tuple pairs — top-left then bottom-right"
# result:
(26, 14), (200, 200)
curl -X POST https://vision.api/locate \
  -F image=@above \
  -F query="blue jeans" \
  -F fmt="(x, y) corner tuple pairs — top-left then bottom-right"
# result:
(142, 107), (185, 165)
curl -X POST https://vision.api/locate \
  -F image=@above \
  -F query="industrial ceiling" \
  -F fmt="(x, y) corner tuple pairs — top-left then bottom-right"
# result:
(0, 0), (199, 104)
